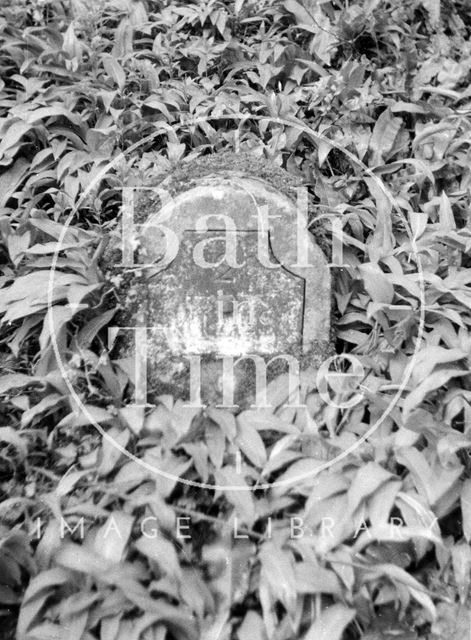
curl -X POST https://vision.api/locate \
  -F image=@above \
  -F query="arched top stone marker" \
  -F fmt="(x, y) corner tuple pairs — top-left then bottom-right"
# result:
(138, 174), (330, 353)
(106, 153), (332, 405)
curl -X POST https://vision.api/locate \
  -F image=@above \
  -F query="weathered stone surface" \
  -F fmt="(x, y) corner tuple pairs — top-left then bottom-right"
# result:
(152, 231), (304, 356)
(104, 153), (332, 408)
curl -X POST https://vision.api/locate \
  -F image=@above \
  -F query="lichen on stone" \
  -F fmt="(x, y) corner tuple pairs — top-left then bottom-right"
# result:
(98, 150), (335, 407)
(162, 151), (303, 201)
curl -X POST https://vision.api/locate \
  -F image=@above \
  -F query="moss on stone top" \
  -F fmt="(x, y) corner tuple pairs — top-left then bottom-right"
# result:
(160, 151), (303, 201)
(127, 150), (331, 258)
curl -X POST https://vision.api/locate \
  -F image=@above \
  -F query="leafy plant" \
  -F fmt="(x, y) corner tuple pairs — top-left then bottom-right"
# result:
(1, 0), (471, 639)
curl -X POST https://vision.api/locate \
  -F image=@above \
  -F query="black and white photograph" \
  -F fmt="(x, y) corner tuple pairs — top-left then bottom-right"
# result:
(0, 0), (470, 638)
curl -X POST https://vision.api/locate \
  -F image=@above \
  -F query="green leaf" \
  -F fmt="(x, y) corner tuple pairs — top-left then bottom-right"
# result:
(26, 106), (81, 126)
(103, 56), (126, 90)
(62, 23), (81, 65)
(17, 568), (70, 638)
(206, 407), (237, 440)
(0, 271), (85, 319)
(362, 563), (436, 619)
(39, 305), (75, 352)
(369, 109), (402, 165)
(0, 426), (28, 458)
(57, 404), (114, 428)
(29, 218), (78, 242)
(76, 308), (117, 348)
(236, 409), (297, 434)
(461, 479), (471, 542)
(410, 347), (466, 384)
(56, 542), (112, 575)
(368, 480), (402, 527)
(260, 541), (296, 614)
(94, 513), (134, 563)
(55, 469), (90, 497)
(205, 420), (225, 469)
(359, 262), (394, 304)
(236, 414), (267, 468)
(403, 367), (466, 420)
(304, 603), (355, 640)
(237, 611), (266, 640)
(7, 231), (31, 265)
(0, 157), (29, 206)
(25, 241), (81, 255)
(119, 404), (145, 435)
(451, 542), (471, 602)
(234, 0), (246, 15)
(21, 621), (64, 639)
(112, 19), (134, 57)
(271, 458), (326, 494)
(413, 122), (456, 149)
(98, 426), (130, 476)
(215, 466), (255, 525)
(0, 120), (32, 159)
(365, 177), (394, 261)
(134, 536), (182, 579)
(295, 562), (341, 595)
(396, 447), (461, 506)
(438, 191), (456, 231)
(283, 0), (314, 25)
(347, 462), (392, 513)
(0, 374), (42, 395)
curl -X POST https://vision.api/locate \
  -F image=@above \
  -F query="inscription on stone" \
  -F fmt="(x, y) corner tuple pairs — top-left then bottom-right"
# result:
(150, 231), (304, 356)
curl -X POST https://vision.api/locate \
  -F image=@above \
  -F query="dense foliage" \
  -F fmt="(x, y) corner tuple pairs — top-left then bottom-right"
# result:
(1, 0), (471, 638)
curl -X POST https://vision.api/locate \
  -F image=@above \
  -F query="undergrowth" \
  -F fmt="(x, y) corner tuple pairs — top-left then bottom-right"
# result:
(1, 0), (471, 639)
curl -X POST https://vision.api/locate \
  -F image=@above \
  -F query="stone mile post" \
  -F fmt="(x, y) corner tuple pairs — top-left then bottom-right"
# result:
(102, 152), (332, 411)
